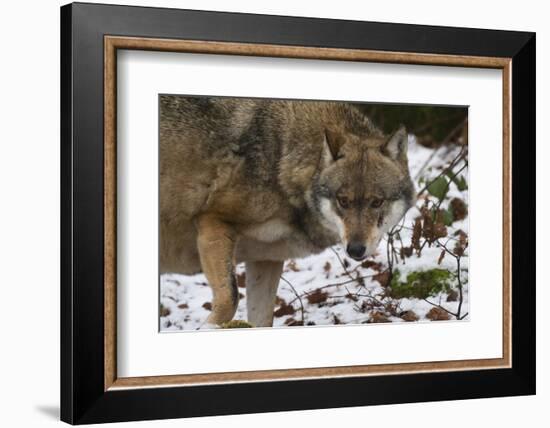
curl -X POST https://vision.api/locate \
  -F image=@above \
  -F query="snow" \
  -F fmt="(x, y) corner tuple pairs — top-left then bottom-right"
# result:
(160, 136), (469, 331)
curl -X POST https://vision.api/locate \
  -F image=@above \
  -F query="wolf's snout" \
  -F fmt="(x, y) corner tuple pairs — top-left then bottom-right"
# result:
(346, 242), (366, 260)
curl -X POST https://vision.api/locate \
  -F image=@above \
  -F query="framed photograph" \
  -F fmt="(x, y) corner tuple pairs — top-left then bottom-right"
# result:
(60, 2), (535, 424)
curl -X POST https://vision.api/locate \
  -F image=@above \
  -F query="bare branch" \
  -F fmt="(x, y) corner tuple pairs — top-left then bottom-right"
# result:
(280, 276), (305, 325)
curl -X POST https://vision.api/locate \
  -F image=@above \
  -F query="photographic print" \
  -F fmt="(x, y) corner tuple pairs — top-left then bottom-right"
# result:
(62, 5), (534, 422)
(159, 96), (469, 331)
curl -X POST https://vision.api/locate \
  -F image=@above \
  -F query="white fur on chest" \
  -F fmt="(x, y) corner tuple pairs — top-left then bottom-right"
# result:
(235, 236), (317, 263)
(240, 218), (294, 243)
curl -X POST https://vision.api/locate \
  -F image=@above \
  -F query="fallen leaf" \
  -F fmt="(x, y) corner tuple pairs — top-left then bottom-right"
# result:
(361, 260), (383, 271)
(373, 270), (391, 287)
(306, 289), (329, 304)
(236, 272), (246, 288)
(426, 307), (451, 321)
(160, 305), (170, 317)
(450, 198), (468, 221)
(273, 302), (295, 317)
(437, 249), (446, 265)
(400, 246), (413, 259)
(368, 311), (390, 323)
(446, 289), (459, 302)
(400, 310), (419, 322)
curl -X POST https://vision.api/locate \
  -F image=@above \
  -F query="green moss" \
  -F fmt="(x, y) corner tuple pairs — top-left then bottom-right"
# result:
(220, 320), (253, 329)
(389, 268), (452, 299)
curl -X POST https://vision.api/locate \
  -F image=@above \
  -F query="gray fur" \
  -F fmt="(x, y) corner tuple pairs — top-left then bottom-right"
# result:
(160, 96), (415, 326)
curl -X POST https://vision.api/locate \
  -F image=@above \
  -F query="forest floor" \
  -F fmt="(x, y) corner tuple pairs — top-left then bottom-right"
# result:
(160, 136), (469, 331)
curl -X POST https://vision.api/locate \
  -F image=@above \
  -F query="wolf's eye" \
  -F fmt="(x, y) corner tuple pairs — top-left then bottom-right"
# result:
(370, 198), (384, 208)
(337, 196), (350, 209)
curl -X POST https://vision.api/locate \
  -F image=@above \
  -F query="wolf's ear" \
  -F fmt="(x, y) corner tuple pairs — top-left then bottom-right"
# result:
(383, 125), (408, 160)
(323, 129), (343, 164)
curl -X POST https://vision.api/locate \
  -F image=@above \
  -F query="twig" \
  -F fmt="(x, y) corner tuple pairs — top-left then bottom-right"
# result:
(414, 118), (468, 180)
(280, 276), (305, 324)
(414, 146), (441, 181)
(330, 247), (355, 282)
(399, 224), (463, 243)
(433, 238), (469, 320)
(456, 256), (464, 319)
(432, 162), (468, 214)
(386, 231), (395, 274)
(286, 274), (379, 305)
(416, 145), (467, 197)
(422, 298), (459, 318)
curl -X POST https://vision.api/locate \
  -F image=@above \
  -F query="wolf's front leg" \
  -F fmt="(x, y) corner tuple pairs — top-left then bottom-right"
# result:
(196, 214), (238, 327)
(245, 260), (284, 327)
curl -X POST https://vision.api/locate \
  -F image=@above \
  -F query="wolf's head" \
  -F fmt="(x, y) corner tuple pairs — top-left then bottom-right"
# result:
(314, 125), (416, 261)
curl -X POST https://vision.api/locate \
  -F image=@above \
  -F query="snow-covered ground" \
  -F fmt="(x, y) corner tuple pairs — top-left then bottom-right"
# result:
(160, 136), (469, 331)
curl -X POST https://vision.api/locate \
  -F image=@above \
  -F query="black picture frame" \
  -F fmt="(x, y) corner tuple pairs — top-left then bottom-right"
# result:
(61, 2), (535, 424)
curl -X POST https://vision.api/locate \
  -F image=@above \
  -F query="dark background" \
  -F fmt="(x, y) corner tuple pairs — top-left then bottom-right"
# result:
(357, 103), (468, 147)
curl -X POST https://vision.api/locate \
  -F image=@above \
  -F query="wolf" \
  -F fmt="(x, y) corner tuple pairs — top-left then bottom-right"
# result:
(160, 96), (415, 328)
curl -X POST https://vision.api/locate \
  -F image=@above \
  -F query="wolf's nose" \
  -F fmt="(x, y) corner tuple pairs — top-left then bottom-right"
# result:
(346, 242), (366, 260)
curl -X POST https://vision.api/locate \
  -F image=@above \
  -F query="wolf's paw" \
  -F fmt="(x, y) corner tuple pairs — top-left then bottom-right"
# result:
(220, 320), (254, 329)
(196, 322), (220, 331)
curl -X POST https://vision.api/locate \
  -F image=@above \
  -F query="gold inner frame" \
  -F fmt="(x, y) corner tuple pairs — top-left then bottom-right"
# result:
(104, 35), (512, 391)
